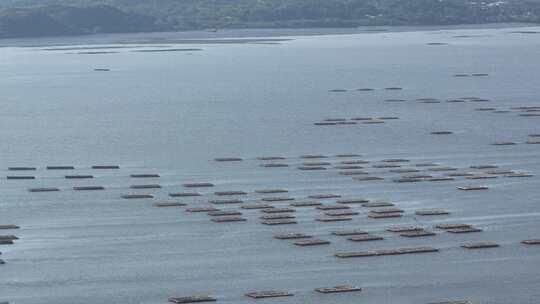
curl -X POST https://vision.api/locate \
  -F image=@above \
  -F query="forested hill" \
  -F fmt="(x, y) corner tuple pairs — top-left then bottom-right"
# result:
(1, 0), (540, 38)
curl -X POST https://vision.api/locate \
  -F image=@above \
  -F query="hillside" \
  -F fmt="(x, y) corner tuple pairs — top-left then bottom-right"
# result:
(1, 0), (540, 38)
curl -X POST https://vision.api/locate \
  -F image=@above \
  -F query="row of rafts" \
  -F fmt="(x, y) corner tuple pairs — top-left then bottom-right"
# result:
(168, 291), (474, 303)
(15, 161), (534, 192)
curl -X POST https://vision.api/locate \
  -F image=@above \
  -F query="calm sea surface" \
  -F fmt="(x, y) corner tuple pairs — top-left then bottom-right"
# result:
(1, 26), (540, 304)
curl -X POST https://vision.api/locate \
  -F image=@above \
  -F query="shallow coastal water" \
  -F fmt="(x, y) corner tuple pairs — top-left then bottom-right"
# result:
(1, 26), (540, 304)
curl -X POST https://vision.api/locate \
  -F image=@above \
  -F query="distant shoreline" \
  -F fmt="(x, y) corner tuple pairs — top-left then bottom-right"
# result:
(0, 22), (537, 48)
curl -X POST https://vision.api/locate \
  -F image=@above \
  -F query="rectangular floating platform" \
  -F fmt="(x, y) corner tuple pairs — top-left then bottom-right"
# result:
(403, 174), (433, 179)
(214, 158), (242, 162)
(341, 160), (369, 164)
(255, 189), (288, 194)
(336, 198), (369, 204)
(400, 231), (436, 238)
(368, 212), (402, 219)
(372, 164), (401, 168)
(415, 209), (450, 216)
(447, 172), (474, 177)
(339, 171), (369, 175)
(168, 296), (217, 303)
(298, 166), (326, 170)
(209, 199), (243, 205)
(186, 207), (219, 212)
(428, 301), (471, 304)
(522, 239), (540, 245)
(260, 214), (295, 220)
(0, 225), (19, 230)
(130, 174), (160, 178)
(290, 201), (322, 207)
(465, 175), (497, 180)
(214, 191), (247, 196)
(324, 118), (347, 122)
(294, 239), (330, 246)
(461, 241), (499, 249)
(241, 204), (273, 209)
(274, 233), (312, 240)
(300, 155), (328, 159)
(207, 211), (242, 216)
(428, 177), (455, 182)
(0, 235), (18, 241)
(505, 173), (533, 178)
(393, 178), (423, 183)
(211, 216), (246, 223)
(486, 170), (514, 175)
(257, 156), (286, 160)
(261, 197), (294, 202)
(431, 131), (453, 135)
(324, 210), (359, 217)
(354, 176), (384, 181)
(130, 184), (162, 189)
(362, 202), (395, 208)
(446, 227), (482, 234)
(153, 202), (187, 207)
(435, 223), (472, 230)
(334, 165), (364, 170)
(169, 192), (202, 197)
(386, 226), (424, 233)
(369, 208), (404, 214)
(261, 163), (289, 168)
(245, 290), (293, 299)
(261, 208), (295, 213)
(121, 194), (154, 199)
(316, 205), (350, 210)
(429, 167), (458, 172)
(0, 240), (14, 245)
(470, 165), (498, 169)
(91, 165), (120, 169)
(382, 159), (410, 163)
(315, 285), (362, 294)
(302, 162), (331, 166)
(335, 154), (362, 158)
(457, 186), (488, 191)
(308, 194), (341, 199)
(8, 167), (36, 171)
(261, 219), (297, 225)
(390, 169), (420, 173)
(348, 234), (384, 242)
(6, 176), (35, 180)
(335, 246), (438, 258)
(47, 166), (75, 170)
(316, 217), (352, 222)
(333, 229), (368, 236)
(29, 187), (60, 192)
(73, 186), (104, 191)
(65, 175), (93, 179)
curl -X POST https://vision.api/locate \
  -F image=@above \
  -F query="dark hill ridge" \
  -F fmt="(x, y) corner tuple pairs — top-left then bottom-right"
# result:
(0, 5), (156, 38)
(0, 0), (540, 38)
